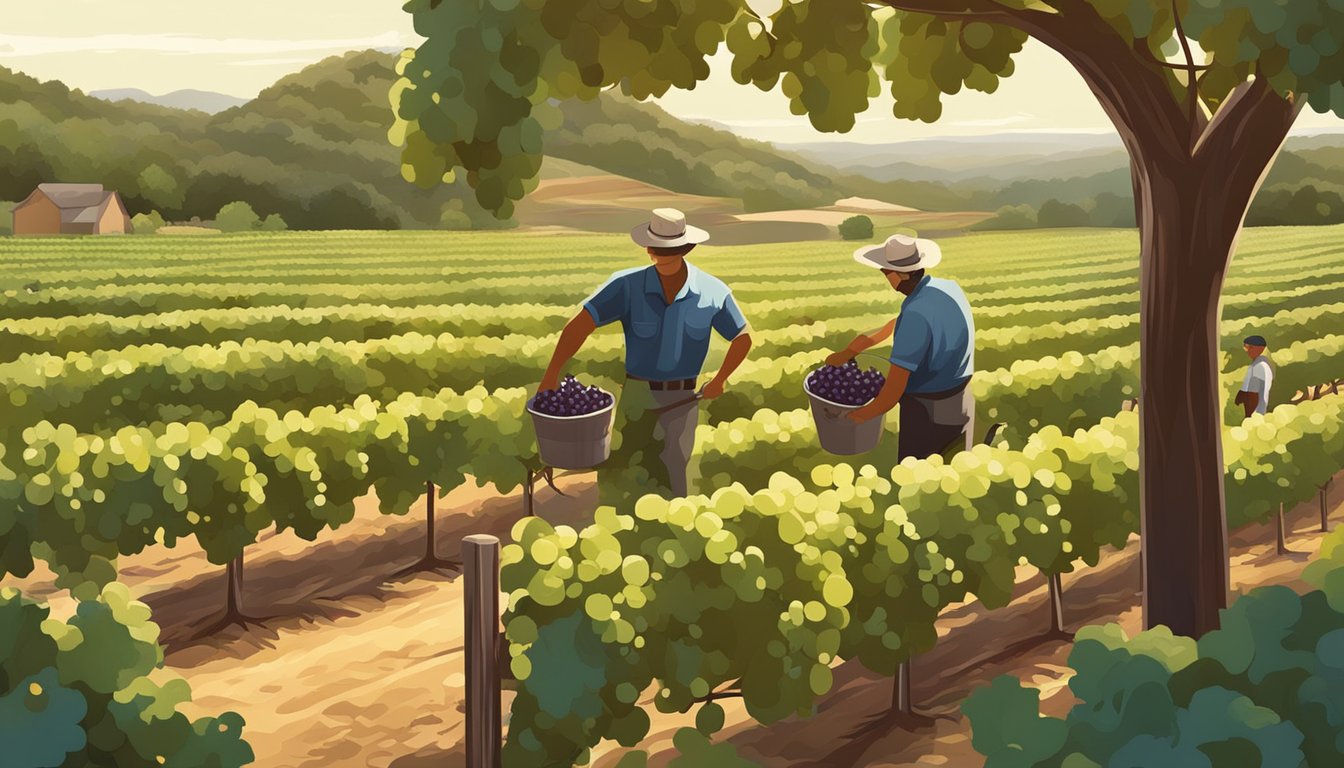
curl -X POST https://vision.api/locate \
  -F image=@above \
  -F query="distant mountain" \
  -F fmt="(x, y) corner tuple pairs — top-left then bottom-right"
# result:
(90, 87), (249, 114)
(781, 133), (1121, 169)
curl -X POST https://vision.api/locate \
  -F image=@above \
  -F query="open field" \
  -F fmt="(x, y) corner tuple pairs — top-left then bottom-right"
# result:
(2, 225), (1343, 767)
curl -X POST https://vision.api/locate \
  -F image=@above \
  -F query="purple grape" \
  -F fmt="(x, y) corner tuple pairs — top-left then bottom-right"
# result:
(535, 375), (613, 417)
(806, 359), (885, 406)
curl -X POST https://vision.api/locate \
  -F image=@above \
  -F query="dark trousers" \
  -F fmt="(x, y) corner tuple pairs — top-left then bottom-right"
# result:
(897, 381), (974, 461)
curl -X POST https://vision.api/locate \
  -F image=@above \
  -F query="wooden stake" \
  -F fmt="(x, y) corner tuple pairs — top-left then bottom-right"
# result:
(227, 553), (244, 617)
(425, 480), (437, 560)
(892, 660), (912, 718)
(523, 467), (535, 517)
(1048, 572), (1066, 635)
(1323, 481), (1332, 533)
(1276, 502), (1290, 555)
(464, 535), (502, 768)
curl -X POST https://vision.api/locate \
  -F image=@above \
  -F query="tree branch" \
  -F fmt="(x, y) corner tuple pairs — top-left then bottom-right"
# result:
(874, 0), (1194, 165)
(1170, 0), (1203, 146)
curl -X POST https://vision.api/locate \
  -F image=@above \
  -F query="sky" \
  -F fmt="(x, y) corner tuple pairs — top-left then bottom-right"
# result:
(1, 0), (1340, 144)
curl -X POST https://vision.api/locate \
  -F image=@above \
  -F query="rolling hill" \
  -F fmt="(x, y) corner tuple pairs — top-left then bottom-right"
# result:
(0, 52), (965, 232)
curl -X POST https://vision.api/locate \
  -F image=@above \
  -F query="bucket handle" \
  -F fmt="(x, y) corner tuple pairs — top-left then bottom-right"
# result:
(649, 392), (703, 416)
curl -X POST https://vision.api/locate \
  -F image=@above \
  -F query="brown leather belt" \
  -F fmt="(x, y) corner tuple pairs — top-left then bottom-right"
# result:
(627, 375), (697, 391)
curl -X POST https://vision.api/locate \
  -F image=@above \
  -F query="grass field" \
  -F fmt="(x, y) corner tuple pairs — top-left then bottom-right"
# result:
(2, 225), (1343, 767)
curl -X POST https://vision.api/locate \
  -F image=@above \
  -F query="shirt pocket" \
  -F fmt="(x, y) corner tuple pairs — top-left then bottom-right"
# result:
(684, 312), (713, 341)
(631, 319), (659, 339)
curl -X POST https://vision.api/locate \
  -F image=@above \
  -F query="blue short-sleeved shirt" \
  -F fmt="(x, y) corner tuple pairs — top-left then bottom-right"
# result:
(888, 275), (975, 394)
(584, 262), (747, 381)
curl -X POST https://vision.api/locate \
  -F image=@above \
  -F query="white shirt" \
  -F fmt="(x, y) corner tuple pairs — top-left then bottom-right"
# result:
(1240, 355), (1273, 415)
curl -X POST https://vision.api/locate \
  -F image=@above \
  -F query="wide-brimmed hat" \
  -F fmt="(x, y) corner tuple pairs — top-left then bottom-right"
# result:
(631, 208), (710, 248)
(853, 233), (942, 272)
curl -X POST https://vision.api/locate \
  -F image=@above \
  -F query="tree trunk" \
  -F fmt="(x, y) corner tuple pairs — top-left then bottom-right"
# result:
(1135, 166), (1238, 638)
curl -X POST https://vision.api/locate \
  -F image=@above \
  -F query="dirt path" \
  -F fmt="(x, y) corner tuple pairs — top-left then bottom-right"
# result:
(8, 474), (597, 768)
(6, 475), (1340, 768)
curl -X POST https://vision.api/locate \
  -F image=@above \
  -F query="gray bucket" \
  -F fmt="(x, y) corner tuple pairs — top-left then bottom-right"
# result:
(527, 394), (616, 470)
(805, 380), (885, 455)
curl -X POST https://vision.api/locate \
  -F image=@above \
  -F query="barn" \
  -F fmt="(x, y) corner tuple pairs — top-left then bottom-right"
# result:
(12, 184), (133, 236)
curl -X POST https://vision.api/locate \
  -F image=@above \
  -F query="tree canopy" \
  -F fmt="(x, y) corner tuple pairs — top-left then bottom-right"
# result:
(391, 0), (1344, 218)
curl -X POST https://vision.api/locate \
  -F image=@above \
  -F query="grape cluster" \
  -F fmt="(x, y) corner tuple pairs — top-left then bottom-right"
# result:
(533, 375), (614, 417)
(806, 360), (885, 406)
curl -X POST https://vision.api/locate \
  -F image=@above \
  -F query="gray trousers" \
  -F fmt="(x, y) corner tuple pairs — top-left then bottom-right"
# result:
(599, 383), (701, 502)
(649, 390), (700, 497)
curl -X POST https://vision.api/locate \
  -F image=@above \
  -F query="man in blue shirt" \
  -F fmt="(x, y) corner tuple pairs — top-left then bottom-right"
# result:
(540, 208), (753, 499)
(828, 234), (976, 460)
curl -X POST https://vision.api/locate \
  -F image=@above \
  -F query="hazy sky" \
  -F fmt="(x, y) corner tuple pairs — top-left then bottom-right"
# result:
(2, 0), (1339, 143)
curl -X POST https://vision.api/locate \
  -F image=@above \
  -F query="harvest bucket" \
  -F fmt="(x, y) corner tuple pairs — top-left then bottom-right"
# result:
(526, 394), (616, 470)
(804, 379), (885, 455)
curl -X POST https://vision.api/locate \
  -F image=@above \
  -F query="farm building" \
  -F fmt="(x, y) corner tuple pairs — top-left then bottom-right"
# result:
(11, 184), (132, 236)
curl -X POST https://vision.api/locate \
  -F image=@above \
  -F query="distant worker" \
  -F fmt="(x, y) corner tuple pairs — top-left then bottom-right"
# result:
(1235, 334), (1273, 418)
(539, 208), (753, 499)
(829, 234), (975, 460)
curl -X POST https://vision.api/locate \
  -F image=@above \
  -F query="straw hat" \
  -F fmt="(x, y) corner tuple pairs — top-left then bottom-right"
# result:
(853, 233), (942, 272)
(631, 208), (710, 248)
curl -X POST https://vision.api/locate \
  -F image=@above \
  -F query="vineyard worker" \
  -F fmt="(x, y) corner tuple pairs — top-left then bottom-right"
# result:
(1235, 334), (1274, 418)
(830, 233), (975, 460)
(539, 208), (753, 499)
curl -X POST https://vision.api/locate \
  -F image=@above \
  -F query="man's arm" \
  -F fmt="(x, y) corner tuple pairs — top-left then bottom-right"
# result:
(849, 365), (911, 422)
(828, 318), (898, 367)
(701, 328), (753, 399)
(539, 310), (596, 392)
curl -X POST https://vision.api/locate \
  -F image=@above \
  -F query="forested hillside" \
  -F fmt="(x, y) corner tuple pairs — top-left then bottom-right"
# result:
(0, 51), (959, 230)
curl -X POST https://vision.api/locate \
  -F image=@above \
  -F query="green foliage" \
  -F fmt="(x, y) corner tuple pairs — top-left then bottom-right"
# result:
(975, 204), (1038, 231)
(258, 214), (288, 232)
(1182, 0), (1344, 117)
(439, 208), (472, 231)
(0, 201), (13, 236)
(966, 529), (1344, 768)
(130, 210), (165, 235)
(1248, 185), (1344, 227)
(1037, 199), (1091, 229)
(136, 164), (182, 209)
(838, 215), (874, 241)
(500, 396), (1344, 765)
(0, 583), (253, 768)
(214, 202), (261, 233)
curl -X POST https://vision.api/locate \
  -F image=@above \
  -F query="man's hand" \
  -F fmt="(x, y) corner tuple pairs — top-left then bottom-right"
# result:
(827, 345), (858, 368)
(701, 378), (725, 399)
(847, 407), (876, 424)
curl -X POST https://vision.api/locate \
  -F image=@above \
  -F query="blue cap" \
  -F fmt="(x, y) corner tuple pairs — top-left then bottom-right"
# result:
(1244, 335), (1267, 347)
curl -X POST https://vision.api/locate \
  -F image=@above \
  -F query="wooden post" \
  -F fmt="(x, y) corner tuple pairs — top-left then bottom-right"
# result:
(1323, 481), (1332, 533)
(226, 553), (244, 617)
(892, 660), (912, 718)
(523, 467), (536, 517)
(465, 535), (502, 768)
(1276, 502), (1290, 555)
(425, 481), (437, 560)
(1047, 571), (1066, 635)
